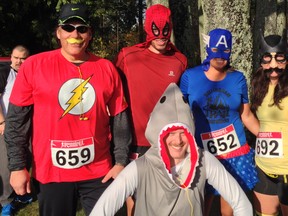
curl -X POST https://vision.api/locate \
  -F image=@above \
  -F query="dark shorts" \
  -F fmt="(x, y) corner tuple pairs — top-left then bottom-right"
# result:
(254, 166), (288, 205)
(33, 177), (112, 216)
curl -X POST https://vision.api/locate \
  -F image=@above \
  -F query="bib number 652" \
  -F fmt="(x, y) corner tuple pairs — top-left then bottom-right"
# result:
(204, 134), (240, 155)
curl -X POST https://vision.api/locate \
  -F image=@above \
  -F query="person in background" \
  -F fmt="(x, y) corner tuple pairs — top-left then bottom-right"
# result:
(180, 28), (259, 216)
(114, 4), (187, 214)
(4, 3), (131, 216)
(0, 45), (32, 216)
(250, 31), (288, 216)
(90, 83), (253, 216)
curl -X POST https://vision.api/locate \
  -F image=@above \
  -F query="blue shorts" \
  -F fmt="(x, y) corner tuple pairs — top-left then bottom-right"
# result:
(206, 148), (258, 195)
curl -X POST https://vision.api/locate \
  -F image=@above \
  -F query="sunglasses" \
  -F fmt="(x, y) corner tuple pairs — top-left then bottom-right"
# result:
(261, 53), (286, 64)
(60, 24), (89, 34)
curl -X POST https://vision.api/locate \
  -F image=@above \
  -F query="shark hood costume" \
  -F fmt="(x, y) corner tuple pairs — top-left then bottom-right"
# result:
(144, 82), (200, 188)
(134, 84), (205, 215)
(91, 83), (253, 216)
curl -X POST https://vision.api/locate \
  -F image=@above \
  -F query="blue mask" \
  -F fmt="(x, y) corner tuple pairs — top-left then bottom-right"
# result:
(202, 28), (232, 70)
(206, 28), (232, 60)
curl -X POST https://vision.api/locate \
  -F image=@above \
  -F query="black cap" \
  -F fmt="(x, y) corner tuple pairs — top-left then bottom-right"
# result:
(259, 30), (287, 54)
(58, 3), (89, 25)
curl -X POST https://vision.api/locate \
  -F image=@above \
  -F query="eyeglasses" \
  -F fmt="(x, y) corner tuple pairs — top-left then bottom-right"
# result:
(60, 24), (89, 34)
(261, 53), (286, 64)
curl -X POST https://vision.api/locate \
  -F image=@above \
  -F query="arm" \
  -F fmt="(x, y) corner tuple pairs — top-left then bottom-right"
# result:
(102, 109), (132, 183)
(240, 103), (259, 136)
(204, 151), (253, 216)
(90, 161), (138, 216)
(4, 103), (32, 195)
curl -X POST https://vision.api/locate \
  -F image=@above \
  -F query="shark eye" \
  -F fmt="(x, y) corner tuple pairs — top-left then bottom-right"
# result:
(182, 96), (188, 104)
(160, 96), (166, 103)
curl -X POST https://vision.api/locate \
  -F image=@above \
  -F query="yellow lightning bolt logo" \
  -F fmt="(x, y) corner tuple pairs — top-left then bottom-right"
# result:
(61, 76), (92, 118)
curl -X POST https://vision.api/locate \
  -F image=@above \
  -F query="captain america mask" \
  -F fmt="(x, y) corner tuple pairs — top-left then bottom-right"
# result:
(145, 4), (172, 42)
(204, 28), (232, 61)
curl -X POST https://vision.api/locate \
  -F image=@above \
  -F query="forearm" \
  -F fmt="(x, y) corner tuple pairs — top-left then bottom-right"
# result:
(4, 103), (32, 171)
(110, 109), (132, 166)
(244, 117), (259, 136)
(241, 104), (259, 136)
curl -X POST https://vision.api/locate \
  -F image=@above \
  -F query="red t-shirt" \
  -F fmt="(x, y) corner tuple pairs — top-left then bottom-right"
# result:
(115, 42), (187, 147)
(10, 49), (127, 183)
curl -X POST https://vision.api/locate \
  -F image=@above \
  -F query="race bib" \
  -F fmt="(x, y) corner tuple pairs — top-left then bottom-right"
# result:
(256, 132), (283, 158)
(201, 124), (241, 156)
(51, 137), (95, 169)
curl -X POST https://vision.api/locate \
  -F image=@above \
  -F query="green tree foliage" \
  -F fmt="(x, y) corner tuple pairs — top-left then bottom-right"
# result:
(0, 0), (143, 60)
(0, 0), (58, 55)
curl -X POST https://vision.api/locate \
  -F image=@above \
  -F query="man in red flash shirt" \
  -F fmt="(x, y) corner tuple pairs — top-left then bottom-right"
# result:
(4, 3), (131, 216)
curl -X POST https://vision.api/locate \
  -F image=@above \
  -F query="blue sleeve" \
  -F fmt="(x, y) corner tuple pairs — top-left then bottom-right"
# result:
(239, 72), (249, 104)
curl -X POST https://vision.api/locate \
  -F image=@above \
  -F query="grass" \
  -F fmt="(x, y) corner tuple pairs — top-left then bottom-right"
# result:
(14, 198), (127, 216)
(15, 200), (85, 216)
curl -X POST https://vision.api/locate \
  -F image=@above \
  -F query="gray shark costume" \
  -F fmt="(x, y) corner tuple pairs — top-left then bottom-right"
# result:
(90, 83), (252, 216)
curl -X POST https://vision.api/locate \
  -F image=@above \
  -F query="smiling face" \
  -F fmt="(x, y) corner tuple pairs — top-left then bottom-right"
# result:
(164, 129), (189, 166)
(261, 52), (287, 82)
(148, 38), (169, 54)
(145, 4), (172, 54)
(209, 58), (229, 71)
(56, 19), (92, 62)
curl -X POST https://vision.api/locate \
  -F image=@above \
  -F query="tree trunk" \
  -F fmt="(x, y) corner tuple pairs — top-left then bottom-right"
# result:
(170, 0), (201, 67)
(200, 0), (253, 78)
(146, 0), (169, 7)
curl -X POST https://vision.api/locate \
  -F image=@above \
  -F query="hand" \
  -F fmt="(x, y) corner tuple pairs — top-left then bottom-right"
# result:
(10, 169), (31, 195)
(101, 164), (124, 183)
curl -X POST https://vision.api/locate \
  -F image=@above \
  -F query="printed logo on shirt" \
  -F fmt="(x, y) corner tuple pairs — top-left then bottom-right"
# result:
(203, 88), (230, 124)
(58, 77), (95, 118)
(168, 71), (175, 77)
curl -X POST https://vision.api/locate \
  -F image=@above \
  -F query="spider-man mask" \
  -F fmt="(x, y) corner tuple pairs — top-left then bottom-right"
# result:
(144, 4), (172, 42)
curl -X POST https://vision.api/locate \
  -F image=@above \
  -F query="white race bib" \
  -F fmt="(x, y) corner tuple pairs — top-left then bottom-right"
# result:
(201, 124), (241, 156)
(51, 137), (95, 169)
(256, 132), (283, 158)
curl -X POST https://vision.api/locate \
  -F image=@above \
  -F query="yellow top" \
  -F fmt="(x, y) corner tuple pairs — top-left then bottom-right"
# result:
(255, 84), (288, 175)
